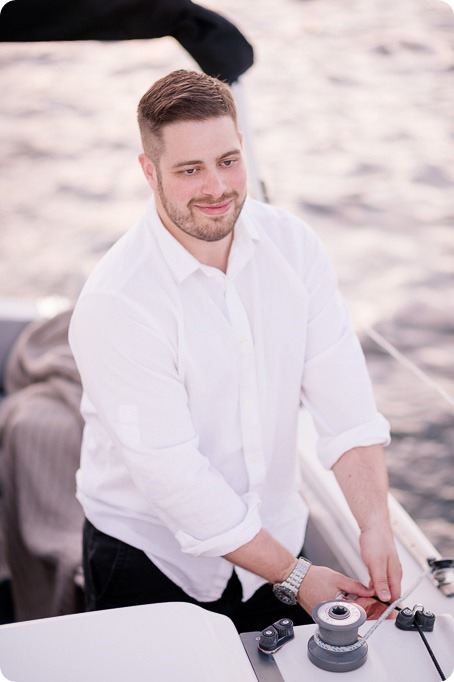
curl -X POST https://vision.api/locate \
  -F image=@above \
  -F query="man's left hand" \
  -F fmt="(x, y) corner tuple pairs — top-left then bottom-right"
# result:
(359, 524), (402, 603)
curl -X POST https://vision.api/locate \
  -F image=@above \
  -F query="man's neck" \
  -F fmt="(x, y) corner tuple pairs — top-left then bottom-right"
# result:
(192, 233), (233, 273)
(158, 210), (234, 274)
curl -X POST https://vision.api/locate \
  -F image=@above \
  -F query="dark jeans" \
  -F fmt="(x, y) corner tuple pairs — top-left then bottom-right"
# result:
(83, 519), (313, 633)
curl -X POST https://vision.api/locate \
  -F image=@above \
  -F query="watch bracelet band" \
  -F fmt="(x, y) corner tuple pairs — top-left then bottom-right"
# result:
(272, 555), (312, 605)
(285, 556), (312, 594)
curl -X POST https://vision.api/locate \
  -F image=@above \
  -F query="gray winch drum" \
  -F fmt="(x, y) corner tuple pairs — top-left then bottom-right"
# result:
(307, 600), (368, 672)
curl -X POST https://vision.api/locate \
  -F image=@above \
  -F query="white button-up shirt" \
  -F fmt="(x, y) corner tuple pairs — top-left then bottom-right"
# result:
(69, 197), (390, 601)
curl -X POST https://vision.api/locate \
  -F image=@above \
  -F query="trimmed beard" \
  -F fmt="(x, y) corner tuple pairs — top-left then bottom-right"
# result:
(156, 171), (246, 243)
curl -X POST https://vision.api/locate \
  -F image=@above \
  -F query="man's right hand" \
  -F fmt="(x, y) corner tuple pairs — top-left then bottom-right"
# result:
(298, 565), (374, 616)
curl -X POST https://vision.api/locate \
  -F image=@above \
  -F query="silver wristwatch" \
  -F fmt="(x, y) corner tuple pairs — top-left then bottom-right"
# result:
(272, 557), (312, 605)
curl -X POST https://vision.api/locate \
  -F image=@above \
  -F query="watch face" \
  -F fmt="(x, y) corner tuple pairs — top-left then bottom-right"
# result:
(273, 584), (297, 606)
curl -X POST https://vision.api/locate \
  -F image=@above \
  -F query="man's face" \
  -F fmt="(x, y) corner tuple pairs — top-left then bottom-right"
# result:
(141, 116), (247, 245)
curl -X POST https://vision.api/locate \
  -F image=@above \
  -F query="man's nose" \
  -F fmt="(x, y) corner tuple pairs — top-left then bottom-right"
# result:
(201, 169), (226, 196)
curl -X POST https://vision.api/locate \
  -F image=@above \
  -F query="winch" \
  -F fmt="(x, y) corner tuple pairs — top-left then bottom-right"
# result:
(307, 600), (368, 672)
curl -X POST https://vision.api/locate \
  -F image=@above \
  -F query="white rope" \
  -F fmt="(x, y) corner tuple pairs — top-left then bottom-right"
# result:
(363, 325), (454, 410)
(314, 566), (432, 652)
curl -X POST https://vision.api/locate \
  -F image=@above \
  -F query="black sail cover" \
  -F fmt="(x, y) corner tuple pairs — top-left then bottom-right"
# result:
(0, 0), (254, 82)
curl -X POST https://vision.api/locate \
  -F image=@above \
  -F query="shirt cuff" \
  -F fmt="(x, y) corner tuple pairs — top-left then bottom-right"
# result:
(317, 415), (391, 470)
(175, 492), (262, 557)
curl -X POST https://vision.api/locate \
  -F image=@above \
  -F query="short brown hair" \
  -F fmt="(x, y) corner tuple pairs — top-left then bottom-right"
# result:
(137, 69), (238, 159)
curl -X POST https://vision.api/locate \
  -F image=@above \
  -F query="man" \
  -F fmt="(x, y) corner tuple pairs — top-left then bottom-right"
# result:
(69, 69), (402, 633)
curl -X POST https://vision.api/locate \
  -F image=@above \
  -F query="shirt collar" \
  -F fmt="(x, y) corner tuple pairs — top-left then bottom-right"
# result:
(146, 196), (260, 284)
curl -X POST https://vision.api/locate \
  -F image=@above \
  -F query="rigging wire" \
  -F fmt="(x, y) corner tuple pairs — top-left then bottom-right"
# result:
(362, 325), (454, 410)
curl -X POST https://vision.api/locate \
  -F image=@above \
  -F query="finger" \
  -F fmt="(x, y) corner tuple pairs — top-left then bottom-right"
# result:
(388, 556), (403, 601)
(388, 579), (401, 602)
(339, 577), (374, 598)
(374, 551), (403, 602)
(371, 567), (391, 602)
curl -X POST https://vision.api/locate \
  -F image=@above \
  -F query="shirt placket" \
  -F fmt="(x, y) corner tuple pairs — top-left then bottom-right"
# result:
(224, 277), (266, 490)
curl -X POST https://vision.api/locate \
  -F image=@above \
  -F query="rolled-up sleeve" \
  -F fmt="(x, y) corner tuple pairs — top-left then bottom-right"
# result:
(175, 491), (261, 557)
(69, 293), (262, 557)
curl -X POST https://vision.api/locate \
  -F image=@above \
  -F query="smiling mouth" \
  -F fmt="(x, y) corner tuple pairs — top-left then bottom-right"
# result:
(192, 199), (233, 216)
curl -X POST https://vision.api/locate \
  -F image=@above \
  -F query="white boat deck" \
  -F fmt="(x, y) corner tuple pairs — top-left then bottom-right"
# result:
(0, 601), (452, 682)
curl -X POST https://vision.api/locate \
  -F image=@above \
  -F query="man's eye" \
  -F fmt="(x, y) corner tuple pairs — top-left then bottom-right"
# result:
(183, 168), (198, 175)
(222, 159), (237, 167)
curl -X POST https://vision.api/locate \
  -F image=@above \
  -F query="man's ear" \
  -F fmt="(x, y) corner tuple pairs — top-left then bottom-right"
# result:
(138, 153), (158, 190)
